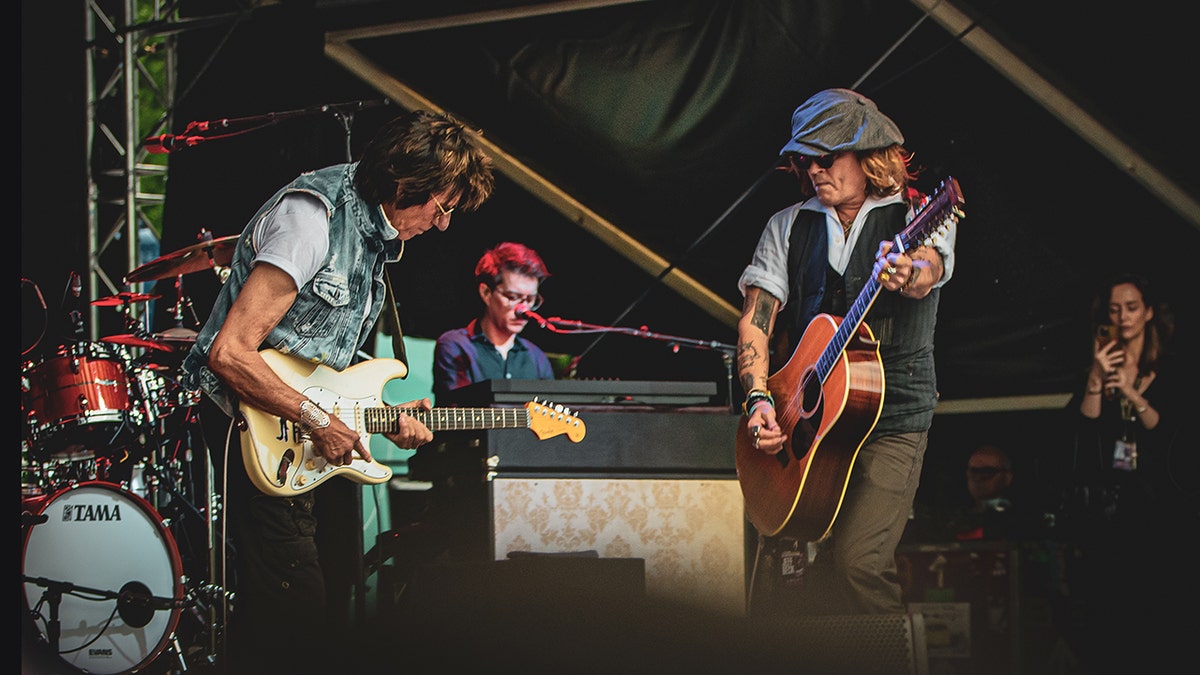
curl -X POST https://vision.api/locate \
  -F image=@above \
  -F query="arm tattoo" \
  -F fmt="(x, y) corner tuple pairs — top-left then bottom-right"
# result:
(750, 293), (777, 335)
(737, 342), (765, 382)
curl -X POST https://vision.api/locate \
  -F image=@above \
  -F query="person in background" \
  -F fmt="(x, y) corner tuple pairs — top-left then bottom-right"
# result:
(1068, 272), (1183, 672)
(946, 443), (1045, 542)
(966, 444), (1014, 511)
(179, 109), (495, 674)
(1077, 273), (1171, 482)
(736, 88), (955, 617)
(432, 241), (555, 403)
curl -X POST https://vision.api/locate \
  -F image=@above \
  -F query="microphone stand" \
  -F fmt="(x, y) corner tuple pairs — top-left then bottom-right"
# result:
(151, 98), (391, 152)
(535, 316), (737, 410)
(22, 575), (182, 654)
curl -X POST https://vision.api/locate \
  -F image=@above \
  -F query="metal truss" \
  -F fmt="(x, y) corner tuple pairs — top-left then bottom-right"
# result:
(85, 0), (178, 339)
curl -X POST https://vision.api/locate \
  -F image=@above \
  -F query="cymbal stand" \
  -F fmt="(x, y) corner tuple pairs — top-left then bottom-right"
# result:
(113, 296), (155, 342)
(170, 273), (202, 329)
(195, 228), (231, 284)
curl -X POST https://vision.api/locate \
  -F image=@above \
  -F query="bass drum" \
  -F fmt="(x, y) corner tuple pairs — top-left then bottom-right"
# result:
(22, 481), (184, 675)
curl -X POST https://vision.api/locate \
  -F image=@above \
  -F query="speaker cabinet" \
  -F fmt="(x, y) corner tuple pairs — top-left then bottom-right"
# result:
(491, 476), (748, 617)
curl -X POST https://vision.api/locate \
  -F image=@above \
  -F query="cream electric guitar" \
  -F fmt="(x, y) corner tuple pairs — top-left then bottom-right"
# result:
(239, 349), (587, 497)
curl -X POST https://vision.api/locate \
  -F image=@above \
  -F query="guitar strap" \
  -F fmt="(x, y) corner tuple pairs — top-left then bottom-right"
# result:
(381, 265), (409, 373)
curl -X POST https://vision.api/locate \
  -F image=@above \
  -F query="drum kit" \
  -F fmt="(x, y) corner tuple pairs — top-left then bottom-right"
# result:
(21, 234), (236, 675)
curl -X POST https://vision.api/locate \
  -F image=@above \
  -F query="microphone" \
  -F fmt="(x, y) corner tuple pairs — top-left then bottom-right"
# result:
(514, 303), (547, 328)
(116, 581), (177, 628)
(144, 133), (206, 154)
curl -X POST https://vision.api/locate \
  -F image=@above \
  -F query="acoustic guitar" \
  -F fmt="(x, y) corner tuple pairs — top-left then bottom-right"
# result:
(736, 177), (965, 539)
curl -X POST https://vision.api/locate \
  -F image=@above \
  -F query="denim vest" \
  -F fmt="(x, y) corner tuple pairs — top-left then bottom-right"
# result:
(779, 204), (941, 436)
(180, 163), (403, 416)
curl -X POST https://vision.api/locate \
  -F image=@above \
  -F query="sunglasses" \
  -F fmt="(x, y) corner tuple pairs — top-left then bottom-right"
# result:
(968, 466), (1008, 479)
(793, 153), (841, 170)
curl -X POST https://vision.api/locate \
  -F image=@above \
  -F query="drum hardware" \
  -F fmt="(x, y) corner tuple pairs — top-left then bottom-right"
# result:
(166, 265), (205, 329)
(21, 276), (48, 357)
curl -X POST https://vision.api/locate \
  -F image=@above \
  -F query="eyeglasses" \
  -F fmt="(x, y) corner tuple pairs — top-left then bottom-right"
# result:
(432, 195), (455, 219)
(968, 467), (1008, 479)
(492, 287), (543, 311)
(793, 153), (841, 170)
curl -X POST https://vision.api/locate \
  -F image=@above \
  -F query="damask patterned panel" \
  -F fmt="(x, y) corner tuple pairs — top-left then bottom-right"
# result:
(492, 477), (747, 616)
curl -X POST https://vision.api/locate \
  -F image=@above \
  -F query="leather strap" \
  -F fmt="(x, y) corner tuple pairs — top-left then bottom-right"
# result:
(382, 265), (408, 371)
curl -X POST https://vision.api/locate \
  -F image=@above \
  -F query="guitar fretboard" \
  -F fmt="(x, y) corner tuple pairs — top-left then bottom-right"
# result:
(363, 407), (531, 434)
(815, 178), (963, 383)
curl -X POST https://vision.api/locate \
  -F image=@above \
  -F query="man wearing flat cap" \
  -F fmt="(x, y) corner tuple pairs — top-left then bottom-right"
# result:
(735, 88), (957, 617)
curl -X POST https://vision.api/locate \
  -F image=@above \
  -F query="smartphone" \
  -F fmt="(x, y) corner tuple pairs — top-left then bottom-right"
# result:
(1095, 324), (1118, 345)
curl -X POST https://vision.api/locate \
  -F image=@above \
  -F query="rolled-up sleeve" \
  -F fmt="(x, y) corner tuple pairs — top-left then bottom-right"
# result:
(928, 224), (956, 288)
(737, 204), (800, 307)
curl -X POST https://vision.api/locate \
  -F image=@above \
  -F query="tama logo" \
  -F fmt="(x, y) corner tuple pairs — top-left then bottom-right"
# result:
(62, 503), (122, 522)
(88, 648), (113, 656)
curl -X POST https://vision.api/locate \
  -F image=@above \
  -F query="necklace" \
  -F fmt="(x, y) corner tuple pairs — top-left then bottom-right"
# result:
(1117, 373), (1144, 423)
(838, 216), (853, 238)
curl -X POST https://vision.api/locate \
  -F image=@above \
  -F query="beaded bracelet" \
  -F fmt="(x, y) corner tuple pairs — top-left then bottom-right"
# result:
(742, 389), (774, 416)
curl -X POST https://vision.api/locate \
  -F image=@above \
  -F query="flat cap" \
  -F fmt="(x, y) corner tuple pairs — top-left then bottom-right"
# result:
(780, 88), (904, 156)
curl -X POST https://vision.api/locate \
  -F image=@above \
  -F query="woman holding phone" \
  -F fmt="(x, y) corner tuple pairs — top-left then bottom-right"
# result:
(1067, 272), (1184, 672)
(1079, 273), (1171, 444)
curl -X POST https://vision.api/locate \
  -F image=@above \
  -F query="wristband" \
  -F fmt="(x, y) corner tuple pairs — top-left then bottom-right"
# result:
(299, 399), (331, 430)
(748, 400), (774, 417)
(742, 389), (774, 416)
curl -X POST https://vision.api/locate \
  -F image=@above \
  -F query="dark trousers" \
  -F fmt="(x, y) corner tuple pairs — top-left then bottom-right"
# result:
(198, 396), (358, 675)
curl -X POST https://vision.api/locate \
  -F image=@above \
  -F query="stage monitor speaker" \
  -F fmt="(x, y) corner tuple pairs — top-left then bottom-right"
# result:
(766, 612), (930, 675)
(392, 560), (926, 675)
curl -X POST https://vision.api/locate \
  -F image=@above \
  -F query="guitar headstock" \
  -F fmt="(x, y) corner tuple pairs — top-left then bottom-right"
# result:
(904, 176), (965, 250)
(526, 399), (587, 442)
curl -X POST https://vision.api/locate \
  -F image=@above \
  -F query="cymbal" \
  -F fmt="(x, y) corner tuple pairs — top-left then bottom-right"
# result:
(91, 292), (161, 307)
(125, 235), (238, 283)
(152, 327), (198, 345)
(101, 334), (174, 352)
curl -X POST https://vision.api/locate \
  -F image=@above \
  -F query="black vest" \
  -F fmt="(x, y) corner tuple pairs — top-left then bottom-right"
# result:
(776, 204), (941, 436)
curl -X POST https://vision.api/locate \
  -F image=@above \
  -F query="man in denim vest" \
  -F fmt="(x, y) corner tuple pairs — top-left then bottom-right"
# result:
(737, 89), (956, 617)
(181, 110), (494, 673)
